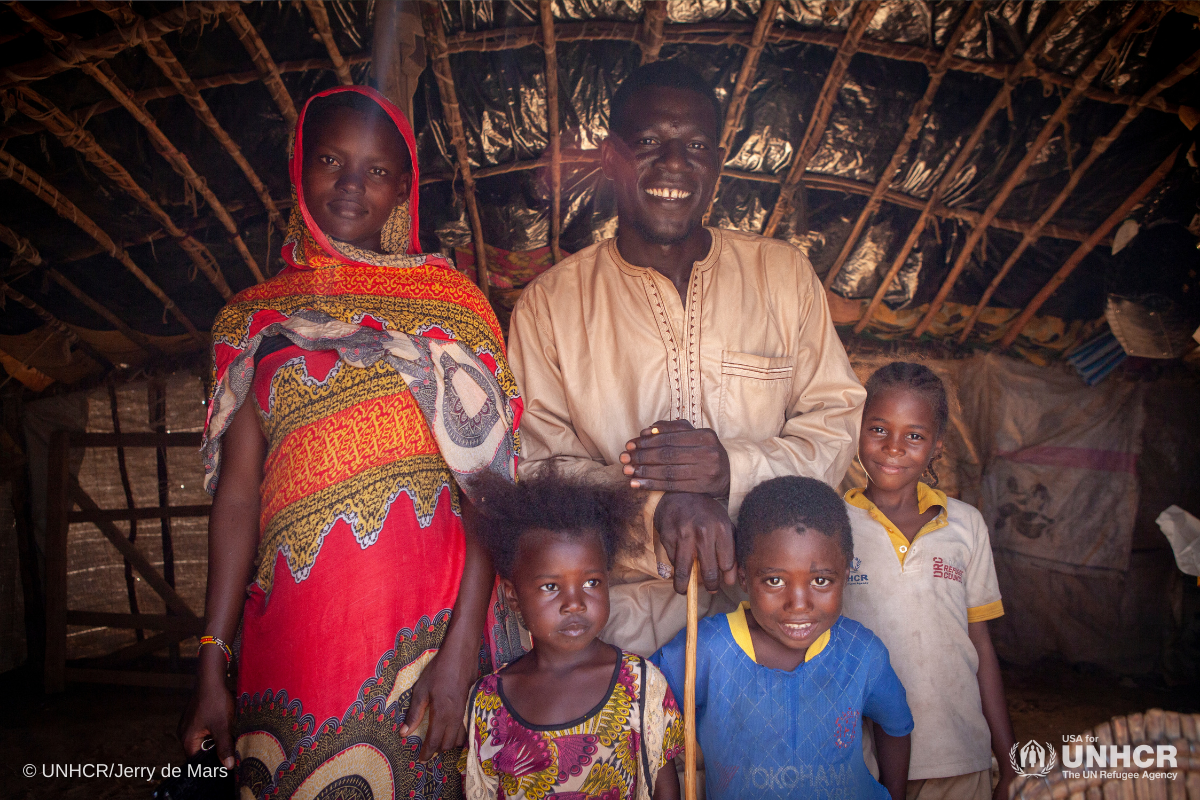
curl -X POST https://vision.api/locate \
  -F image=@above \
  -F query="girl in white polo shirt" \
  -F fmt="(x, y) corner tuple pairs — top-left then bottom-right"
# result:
(841, 362), (1017, 800)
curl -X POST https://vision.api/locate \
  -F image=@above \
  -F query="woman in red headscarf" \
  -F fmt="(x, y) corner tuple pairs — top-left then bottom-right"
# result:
(180, 86), (523, 800)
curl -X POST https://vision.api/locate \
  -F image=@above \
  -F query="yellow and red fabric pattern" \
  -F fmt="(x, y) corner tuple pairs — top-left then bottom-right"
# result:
(200, 86), (524, 800)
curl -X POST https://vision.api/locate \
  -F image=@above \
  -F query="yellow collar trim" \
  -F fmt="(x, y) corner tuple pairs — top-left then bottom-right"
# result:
(726, 602), (831, 665)
(844, 483), (948, 566)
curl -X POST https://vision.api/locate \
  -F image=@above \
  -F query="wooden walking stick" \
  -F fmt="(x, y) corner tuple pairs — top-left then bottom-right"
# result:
(684, 560), (699, 800)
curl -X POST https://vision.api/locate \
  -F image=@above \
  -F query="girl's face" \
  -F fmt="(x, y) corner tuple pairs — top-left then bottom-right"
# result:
(301, 107), (412, 252)
(501, 529), (610, 654)
(859, 386), (943, 492)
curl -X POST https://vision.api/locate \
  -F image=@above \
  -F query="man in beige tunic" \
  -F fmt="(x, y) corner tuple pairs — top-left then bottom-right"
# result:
(508, 61), (865, 655)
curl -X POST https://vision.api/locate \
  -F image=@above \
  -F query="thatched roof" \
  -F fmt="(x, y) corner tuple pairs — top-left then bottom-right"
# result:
(0, 1), (1197, 389)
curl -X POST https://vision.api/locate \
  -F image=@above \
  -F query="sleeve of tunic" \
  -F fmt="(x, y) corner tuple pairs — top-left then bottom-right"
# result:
(508, 281), (665, 532)
(722, 256), (866, 517)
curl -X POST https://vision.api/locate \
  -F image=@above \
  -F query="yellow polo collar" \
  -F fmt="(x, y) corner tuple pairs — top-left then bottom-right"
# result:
(845, 482), (948, 567)
(726, 602), (831, 666)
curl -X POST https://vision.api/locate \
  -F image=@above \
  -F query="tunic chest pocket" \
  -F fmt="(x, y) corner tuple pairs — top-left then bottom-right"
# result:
(717, 350), (795, 441)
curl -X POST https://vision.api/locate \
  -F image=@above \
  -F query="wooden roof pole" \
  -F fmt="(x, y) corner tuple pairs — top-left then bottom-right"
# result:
(303, 0), (354, 85)
(0, 52), (373, 141)
(539, 0), (563, 264)
(718, 0), (779, 157)
(7, 2), (268, 285)
(911, 4), (1154, 338)
(0, 149), (205, 348)
(0, 2), (216, 89)
(999, 146), (1179, 351)
(9, 86), (234, 300)
(422, 2), (490, 298)
(420, 153), (1099, 242)
(0, 281), (112, 368)
(0, 220), (42, 266)
(44, 269), (159, 355)
(852, 2), (1082, 336)
(956, 48), (1200, 343)
(91, 1), (285, 232)
(761, 0), (880, 238)
(0, 223), (158, 356)
(704, 0), (779, 225)
(221, 5), (299, 126)
(638, 1), (668, 65)
(821, 2), (981, 290)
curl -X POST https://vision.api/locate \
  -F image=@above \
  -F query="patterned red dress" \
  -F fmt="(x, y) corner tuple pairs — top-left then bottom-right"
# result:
(202, 86), (523, 800)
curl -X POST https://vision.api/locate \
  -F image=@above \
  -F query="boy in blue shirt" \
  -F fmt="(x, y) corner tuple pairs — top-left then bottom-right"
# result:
(652, 476), (913, 799)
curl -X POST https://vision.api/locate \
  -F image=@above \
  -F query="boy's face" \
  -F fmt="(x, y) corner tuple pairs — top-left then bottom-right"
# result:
(738, 526), (847, 654)
(301, 107), (412, 252)
(501, 529), (610, 654)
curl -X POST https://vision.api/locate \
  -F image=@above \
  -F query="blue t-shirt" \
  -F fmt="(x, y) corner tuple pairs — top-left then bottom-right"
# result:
(651, 612), (913, 800)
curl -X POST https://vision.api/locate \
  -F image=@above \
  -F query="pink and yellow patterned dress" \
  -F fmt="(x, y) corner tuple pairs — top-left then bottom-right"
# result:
(463, 650), (684, 800)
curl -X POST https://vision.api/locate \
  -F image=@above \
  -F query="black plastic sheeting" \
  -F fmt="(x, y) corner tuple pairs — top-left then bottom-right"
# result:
(413, 0), (1198, 322)
(0, 0), (1197, 343)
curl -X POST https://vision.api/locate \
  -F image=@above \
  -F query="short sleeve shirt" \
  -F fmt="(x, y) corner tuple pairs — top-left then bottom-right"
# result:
(651, 610), (912, 800)
(463, 650), (684, 800)
(841, 484), (1003, 779)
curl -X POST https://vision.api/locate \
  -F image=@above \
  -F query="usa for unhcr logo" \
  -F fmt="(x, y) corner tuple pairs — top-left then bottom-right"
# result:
(1010, 740), (1057, 777)
(1011, 736), (1180, 783)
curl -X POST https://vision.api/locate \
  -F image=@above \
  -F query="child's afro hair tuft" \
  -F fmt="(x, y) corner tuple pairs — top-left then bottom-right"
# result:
(474, 468), (645, 581)
(735, 476), (853, 567)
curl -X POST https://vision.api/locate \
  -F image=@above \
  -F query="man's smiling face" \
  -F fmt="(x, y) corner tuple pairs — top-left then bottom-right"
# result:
(601, 85), (724, 247)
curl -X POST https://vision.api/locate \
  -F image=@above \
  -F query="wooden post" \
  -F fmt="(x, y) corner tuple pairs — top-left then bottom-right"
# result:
(423, 2), (491, 298)
(304, 0), (355, 85)
(371, 0), (405, 106)
(539, 0), (563, 263)
(761, 0), (880, 238)
(852, 1), (1082, 336)
(999, 147), (1179, 351)
(638, 1), (667, 65)
(822, 2), (981, 289)
(911, 4), (1154, 339)
(684, 563), (699, 800)
(44, 429), (69, 693)
(956, 48), (1200, 343)
(106, 381), (143, 642)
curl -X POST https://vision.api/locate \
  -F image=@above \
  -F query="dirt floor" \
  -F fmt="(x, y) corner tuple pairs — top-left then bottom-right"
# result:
(0, 660), (1192, 800)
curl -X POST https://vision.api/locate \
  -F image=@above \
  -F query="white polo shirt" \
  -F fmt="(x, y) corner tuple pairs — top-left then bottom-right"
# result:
(841, 483), (1004, 779)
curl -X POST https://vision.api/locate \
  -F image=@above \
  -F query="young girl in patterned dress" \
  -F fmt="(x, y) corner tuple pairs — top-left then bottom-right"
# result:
(465, 473), (684, 800)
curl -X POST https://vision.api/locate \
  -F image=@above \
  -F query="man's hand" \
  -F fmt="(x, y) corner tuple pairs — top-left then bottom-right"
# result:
(654, 492), (737, 594)
(621, 420), (730, 497)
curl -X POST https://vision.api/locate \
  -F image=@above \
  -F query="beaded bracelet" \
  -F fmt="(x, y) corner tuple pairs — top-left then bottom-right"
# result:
(199, 635), (233, 665)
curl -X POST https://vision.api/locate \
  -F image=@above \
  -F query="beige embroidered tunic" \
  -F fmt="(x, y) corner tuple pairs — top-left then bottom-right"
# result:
(508, 228), (865, 653)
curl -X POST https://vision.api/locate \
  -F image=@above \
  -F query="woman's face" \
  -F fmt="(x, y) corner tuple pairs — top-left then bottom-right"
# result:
(301, 106), (412, 252)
